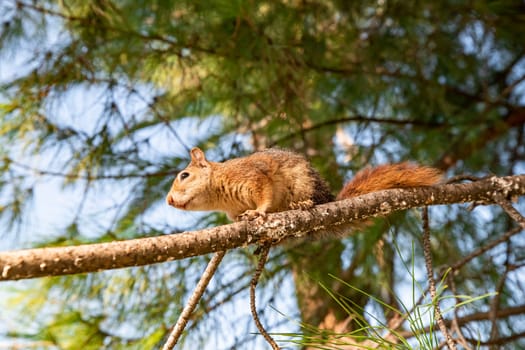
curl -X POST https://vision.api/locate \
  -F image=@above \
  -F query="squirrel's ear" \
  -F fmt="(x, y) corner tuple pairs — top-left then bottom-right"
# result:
(190, 147), (209, 167)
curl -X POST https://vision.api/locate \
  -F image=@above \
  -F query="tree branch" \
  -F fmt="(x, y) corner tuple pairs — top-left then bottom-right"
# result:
(397, 304), (525, 340)
(422, 207), (457, 349)
(0, 174), (524, 281)
(249, 244), (279, 349)
(162, 251), (227, 350)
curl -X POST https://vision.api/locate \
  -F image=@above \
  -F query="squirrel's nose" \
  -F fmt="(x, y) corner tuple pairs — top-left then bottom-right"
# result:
(167, 194), (174, 206)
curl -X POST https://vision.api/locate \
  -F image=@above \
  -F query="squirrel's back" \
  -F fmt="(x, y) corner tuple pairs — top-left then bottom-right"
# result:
(249, 149), (335, 206)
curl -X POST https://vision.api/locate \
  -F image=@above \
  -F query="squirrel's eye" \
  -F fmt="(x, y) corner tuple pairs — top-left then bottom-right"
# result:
(179, 172), (190, 180)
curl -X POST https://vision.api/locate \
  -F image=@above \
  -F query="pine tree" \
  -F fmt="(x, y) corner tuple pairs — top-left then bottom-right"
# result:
(1, 1), (524, 348)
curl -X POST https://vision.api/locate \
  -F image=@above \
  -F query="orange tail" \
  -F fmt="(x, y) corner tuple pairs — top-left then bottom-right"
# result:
(336, 162), (442, 200)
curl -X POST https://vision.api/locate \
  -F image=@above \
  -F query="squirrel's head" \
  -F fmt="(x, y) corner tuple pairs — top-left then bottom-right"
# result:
(166, 147), (214, 211)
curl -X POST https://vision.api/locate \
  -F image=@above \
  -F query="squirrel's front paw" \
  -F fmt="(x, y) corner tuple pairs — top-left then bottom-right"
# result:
(238, 209), (266, 222)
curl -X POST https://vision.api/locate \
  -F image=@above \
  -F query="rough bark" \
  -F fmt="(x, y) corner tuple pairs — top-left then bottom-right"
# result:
(0, 174), (523, 281)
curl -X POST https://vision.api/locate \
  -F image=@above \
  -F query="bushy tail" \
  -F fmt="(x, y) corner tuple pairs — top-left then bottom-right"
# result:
(336, 162), (442, 200)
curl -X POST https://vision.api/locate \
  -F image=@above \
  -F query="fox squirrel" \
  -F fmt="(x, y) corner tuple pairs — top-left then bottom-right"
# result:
(166, 147), (442, 231)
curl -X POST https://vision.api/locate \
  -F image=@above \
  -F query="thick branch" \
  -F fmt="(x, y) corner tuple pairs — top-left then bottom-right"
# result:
(0, 174), (524, 281)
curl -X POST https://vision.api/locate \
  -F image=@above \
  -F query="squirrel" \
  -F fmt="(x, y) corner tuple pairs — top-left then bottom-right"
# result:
(166, 147), (442, 348)
(166, 147), (442, 232)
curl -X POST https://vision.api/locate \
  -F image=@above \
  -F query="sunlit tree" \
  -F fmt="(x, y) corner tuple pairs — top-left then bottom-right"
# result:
(1, 0), (524, 348)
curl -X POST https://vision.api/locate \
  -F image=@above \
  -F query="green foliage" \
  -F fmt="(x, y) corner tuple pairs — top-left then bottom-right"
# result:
(0, 0), (524, 348)
(285, 253), (494, 349)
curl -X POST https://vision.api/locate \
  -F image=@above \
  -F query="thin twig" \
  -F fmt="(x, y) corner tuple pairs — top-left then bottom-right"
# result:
(445, 275), (473, 350)
(422, 207), (457, 350)
(495, 198), (525, 229)
(269, 115), (446, 146)
(250, 244), (280, 350)
(8, 156), (175, 181)
(397, 303), (525, 339)
(488, 242), (512, 349)
(162, 251), (227, 350)
(464, 330), (525, 347)
(447, 226), (522, 274)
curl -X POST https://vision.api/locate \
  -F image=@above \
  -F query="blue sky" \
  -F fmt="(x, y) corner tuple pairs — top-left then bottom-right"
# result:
(1, 3), (525, 348)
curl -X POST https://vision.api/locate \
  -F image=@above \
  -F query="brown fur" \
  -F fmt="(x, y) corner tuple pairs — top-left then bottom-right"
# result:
(166, 148), (442, 223)
(166, 147), (334, 221)
(337, 162), (443, 200)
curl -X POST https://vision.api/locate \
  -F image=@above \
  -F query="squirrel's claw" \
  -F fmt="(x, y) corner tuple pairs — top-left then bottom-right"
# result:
(237, 209), (267, 222)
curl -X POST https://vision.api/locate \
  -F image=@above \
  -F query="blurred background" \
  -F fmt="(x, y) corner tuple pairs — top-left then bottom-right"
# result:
(0, 1), (524, 349)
